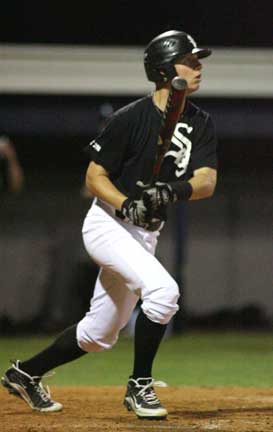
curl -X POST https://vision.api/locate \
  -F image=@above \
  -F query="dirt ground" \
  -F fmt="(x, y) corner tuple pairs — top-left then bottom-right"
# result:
(1, 386), (273, 432)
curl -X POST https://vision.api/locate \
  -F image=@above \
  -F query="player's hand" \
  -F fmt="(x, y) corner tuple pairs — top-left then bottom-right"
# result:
(121, 198), (148, 227)
(137, 180), (193, 213)
(120, 198), (164, 231)
(137, 181), (177, 213)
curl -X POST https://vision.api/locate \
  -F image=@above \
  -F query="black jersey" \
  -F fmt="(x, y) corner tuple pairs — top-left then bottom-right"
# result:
(85, 95), (217, 198)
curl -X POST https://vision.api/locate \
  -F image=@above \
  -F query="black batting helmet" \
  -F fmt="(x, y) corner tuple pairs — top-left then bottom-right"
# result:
(144, 30), (212, 83)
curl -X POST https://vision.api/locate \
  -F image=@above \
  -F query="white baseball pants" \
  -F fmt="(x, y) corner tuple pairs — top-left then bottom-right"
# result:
(77, 199), (179, 353)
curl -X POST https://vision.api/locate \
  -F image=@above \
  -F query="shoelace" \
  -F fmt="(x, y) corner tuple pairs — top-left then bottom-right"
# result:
(12, 361), (54, 403)
(31, 375), (55, 403)
(30, 372), (55, 403)
(136, 379), (168, 405)
(32, 381), (51, 403)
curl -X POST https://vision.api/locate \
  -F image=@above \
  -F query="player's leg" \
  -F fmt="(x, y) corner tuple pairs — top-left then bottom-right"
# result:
(2, 201), (178, 416)
(1, 322), (86, 411)
(1, 266), (138, 412)
(82, 201), (179, 419)
(76, 268), (139, 352)
(120, 249), (178, 420)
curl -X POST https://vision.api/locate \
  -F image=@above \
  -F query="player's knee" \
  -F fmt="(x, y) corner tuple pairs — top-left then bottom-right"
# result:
(142, 280), (180, 325)
(76, 321), (119, 353)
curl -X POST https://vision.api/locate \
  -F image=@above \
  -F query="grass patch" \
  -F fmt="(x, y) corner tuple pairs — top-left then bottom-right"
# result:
(0, 331), (272, 387)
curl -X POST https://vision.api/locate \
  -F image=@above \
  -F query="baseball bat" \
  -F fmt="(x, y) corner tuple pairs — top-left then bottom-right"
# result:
(151, 76), (187, 182)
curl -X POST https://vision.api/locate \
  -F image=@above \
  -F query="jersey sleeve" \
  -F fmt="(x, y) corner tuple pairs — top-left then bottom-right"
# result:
(84, 112), (129, 176)
(191, 114), (218, 171)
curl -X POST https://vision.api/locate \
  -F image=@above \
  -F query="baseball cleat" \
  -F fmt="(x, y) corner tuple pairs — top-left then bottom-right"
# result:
(1, 360), (63, 412)
(123, 377), (168, 419)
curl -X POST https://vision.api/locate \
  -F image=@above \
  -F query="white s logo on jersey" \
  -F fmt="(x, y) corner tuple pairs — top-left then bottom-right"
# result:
(164, 122), (193, 178)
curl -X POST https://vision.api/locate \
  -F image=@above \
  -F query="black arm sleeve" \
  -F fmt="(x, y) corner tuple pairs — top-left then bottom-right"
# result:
(191, 114), (218, 171)
(84, 113), (129, 177)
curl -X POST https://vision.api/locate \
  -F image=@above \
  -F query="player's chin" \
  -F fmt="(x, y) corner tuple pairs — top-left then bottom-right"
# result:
(188, 82), (201, 93)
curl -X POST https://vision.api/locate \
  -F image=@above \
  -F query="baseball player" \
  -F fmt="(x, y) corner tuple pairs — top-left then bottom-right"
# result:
(2, 30), (217, 419)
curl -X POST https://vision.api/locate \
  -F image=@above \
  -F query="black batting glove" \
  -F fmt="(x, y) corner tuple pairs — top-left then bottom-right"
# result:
(137, 180), (193, 213)
(121, 198), (148, 228)
(120, 198), (164, 231)
(144, 182), (177, 211)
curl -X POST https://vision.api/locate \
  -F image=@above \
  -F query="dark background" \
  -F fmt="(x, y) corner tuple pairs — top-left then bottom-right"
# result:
(1, 1), (272, 47)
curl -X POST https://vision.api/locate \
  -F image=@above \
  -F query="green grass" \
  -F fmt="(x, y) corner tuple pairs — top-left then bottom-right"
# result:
(0, 331), (272, 387)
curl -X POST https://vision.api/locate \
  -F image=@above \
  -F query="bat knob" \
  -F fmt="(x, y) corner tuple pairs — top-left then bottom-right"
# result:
(171, 76), (187, 90)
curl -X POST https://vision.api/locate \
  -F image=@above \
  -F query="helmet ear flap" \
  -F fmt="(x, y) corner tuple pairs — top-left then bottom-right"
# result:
(145, 62), (177, 84)
(163, 63), (177, 82)
(158, 63), (177, 83)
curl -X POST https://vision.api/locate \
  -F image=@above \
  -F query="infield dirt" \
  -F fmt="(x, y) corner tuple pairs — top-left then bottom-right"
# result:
(1, 386), (272, 432)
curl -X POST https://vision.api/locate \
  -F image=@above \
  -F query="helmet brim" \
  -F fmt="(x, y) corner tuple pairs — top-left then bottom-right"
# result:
(192, 48), (212, 59)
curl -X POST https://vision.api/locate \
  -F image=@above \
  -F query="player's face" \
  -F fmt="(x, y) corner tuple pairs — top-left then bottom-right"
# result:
(174, 54), (202, 94)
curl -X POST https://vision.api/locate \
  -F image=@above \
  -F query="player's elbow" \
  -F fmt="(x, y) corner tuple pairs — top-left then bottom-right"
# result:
(85, 161), (109, 195)
(85, 170), (96, 195)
